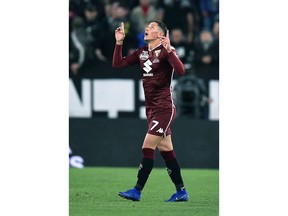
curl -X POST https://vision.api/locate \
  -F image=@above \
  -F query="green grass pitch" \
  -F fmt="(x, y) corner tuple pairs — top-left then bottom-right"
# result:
(70, 167), (219, 216)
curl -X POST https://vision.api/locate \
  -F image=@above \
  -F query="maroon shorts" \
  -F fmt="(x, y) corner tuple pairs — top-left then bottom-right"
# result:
(146, 106), (176, 137)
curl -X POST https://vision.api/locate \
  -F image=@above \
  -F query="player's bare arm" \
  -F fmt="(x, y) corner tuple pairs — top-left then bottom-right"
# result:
(115, 22), (125, 45)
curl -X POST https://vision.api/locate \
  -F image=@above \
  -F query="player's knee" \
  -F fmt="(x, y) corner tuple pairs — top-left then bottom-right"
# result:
(157, 140), (173, 151)
(142, 139), (157, 149)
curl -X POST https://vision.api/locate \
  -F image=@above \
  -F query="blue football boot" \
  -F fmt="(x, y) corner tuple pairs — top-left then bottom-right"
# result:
(118, 188), (141, 201)
(165, 189), (189, 202)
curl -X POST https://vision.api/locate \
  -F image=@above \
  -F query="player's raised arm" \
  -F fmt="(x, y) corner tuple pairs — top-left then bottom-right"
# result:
(115, 22), (125, 45)
(112, 22), (126, 68)
(159, 30), (172, 53)
(160, 30), (185, 75)
(112, 22), (139, 69)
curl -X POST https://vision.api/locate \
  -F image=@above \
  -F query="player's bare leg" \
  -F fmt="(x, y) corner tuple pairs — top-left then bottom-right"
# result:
(157, 135), (173, 151)
(142, 133), (163, 149)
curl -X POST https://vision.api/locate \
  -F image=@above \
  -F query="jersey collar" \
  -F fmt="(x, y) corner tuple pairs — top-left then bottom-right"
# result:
(148, 43), (162, 51)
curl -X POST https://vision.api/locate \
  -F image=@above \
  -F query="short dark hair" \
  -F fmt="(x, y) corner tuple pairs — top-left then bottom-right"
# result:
(152, 20), (168, 36)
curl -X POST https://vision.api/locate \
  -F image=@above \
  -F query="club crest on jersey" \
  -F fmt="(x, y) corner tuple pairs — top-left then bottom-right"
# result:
(139, 51), (149, 60)
(152, 50), (161, 63)
(154, 50), (161, 58)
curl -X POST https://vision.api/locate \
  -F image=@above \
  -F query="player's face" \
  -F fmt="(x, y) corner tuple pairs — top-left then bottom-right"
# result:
(144, 22), (163, 42)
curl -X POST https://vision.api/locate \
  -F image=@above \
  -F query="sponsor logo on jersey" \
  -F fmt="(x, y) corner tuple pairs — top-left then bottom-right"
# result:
(139, 51), (149, 60)
(143, 73), (153, 77)
(143, 59), (153, 76)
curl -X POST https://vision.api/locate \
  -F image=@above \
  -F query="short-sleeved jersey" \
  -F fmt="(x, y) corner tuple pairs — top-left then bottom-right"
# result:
(113, 44), (185, 109)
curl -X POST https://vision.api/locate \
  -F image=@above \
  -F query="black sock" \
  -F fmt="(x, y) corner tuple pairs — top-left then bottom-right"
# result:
(135, 148), (155, 191)
(160, 150), (185, 191)
(135, 158), (154, 191)
(165, 158), (185, 191)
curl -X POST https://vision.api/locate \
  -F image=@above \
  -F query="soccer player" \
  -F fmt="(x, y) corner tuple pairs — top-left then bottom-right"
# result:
(112, 21), (189, 202)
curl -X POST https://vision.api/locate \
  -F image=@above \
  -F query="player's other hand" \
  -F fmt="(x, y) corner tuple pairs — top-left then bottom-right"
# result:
(159, 30), (172, 53)
(115, 22), (125, 45)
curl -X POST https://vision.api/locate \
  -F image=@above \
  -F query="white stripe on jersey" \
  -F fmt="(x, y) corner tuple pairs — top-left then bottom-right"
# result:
(164, 69), (175, 136)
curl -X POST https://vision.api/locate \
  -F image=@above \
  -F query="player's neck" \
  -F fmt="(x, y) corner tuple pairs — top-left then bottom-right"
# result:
(148, 40), (161, 51)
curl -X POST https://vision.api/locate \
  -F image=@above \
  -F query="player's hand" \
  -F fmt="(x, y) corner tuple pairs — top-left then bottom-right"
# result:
(159, 30), (172, 53)
(115, 22), (125, 45)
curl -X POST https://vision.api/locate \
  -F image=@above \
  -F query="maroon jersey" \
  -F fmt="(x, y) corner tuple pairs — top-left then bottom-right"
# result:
(112, 44), (185, 109)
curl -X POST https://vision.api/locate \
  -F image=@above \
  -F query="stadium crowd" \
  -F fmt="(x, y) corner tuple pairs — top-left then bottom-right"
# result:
(69, 0), (219, 77)
(69, 0), (219, 119)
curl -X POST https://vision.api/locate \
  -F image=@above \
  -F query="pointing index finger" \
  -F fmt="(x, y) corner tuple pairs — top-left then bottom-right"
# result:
(166, 29), (169, 38)
(121, 22), (124, 32)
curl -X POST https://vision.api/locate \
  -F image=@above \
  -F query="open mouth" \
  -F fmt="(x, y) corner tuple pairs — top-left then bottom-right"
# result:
(145, 32), (148, 36)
